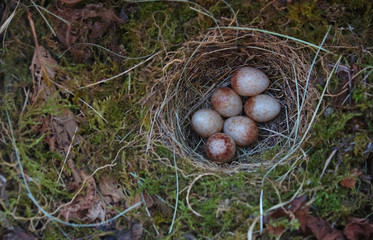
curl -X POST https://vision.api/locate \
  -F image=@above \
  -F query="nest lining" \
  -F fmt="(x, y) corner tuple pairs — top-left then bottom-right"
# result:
(150, 28), (328, 171)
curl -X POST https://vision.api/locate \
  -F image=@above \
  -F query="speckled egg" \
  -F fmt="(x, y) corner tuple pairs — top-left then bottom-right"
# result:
(211, 87), (242, 117)
(244, 94), (281, 122)
(206, 133), (236, 163)
(223, 116), (258, 146)
(231, 67), (270, 96)
(191, 108), (224, 138)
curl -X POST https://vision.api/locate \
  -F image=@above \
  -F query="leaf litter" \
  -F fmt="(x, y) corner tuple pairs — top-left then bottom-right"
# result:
(26, 7), (141, 234)
(265, 195), (373, 239)
(51, 3), (124, 62)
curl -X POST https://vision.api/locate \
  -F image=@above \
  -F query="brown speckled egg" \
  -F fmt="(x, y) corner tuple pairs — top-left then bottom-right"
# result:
(206, 133), (236, 163)
(211, 87), (242, 117)
(244, 94), (281, 122)
(191, 108), (224, 138)
(231, 67), (269, 96)
(223, 116), (258, 146)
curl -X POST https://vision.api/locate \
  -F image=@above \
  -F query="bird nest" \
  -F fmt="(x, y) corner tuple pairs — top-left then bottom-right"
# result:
(148, 26), (330, 171)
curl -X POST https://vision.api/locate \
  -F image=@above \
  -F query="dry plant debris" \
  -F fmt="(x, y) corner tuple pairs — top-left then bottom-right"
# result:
(27, 9), (128, 225)
(339, 169), (363, 189)
(28, 9), (81, 157)
(265, 196), (373, 240)
(51, 3), (124, 62)
(344, 218), (373, 240)
(59, 161), (108, 223)
(98, 176), (125, 204)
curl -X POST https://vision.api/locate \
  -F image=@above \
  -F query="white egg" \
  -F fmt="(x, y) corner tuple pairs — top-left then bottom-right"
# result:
(211, 87), (242, 117)
(223, 116), (258, 146)
(231, 66), (270, 96)
(244, 94), (281, 122)
(206, 133), (236, 163)
(191, 108), (224, 138)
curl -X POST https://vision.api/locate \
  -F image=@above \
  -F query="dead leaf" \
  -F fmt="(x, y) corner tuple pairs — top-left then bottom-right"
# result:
(340, 169), (363, 189)
(60, 169), (106, 223)
(27, 8), (58, 103)
(28, 10), (82, 156)
(51, 108), (82, 156)
(265, 196), (348, 239)
(344, 217), (373, 240)
(265, 195), (308, 237)
(98, 176), (125, 204)
(323, 233), (346, 240)
(267, 224), (285, 237)
(293, 202), (309, 233)
(29, 45), (59, 104)
(27, 8), (108, 225)
(52, 4), (124, 62)
(306, 215), (345, 240)
(340, 177), (357, 189)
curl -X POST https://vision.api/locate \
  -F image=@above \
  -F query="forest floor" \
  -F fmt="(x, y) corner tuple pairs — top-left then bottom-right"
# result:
(0, 0), (372, 239)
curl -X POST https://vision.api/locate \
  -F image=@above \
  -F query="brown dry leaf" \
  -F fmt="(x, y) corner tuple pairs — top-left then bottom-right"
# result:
(28, 8), (108, 224)
(340, 169), (363, 189)
(344, 217), (373, 240)
(306, 215), (345, 240)
(30, 45), (81, 155)
(85, 197), (105, 223)
(340, 177), (357, 189)
(60, 170), (105, 223)
(51, 108), (82, 156)
(28, 10), (82, 155)
(52, 4), (124, 61)
(28, 8), (58, 103)
(293, 203), (309, 233)
(267, 224), (286, 237)
(265, 195), (308, 237)
(265, 196), (348, 240)
(98, 176), (125, 204)
(29, 45), (59, 104)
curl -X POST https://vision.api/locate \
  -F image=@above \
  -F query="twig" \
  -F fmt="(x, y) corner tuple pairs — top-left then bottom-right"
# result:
(79, 51), (162, 89)
(168, 153), (179, 234)
(186, 173), (216, 217)
(26, 7), (39, 48)
(320, 148), (337, 179)
(57, 126), (79, 184)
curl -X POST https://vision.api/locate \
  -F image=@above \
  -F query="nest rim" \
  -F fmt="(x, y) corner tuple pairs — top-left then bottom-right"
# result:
(149, 26), (331, 172)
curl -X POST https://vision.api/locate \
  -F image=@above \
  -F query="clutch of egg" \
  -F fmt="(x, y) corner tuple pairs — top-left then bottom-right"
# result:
(191, 66), (281, 163)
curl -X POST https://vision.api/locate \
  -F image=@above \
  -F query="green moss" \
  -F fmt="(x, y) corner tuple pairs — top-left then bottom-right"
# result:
(311, 112), (359, 145)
